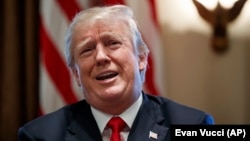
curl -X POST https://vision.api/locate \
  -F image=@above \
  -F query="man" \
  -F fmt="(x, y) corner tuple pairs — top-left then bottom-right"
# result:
(18, 5), (214, 141)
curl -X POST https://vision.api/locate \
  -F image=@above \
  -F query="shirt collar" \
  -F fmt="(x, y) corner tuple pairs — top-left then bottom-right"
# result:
(91, 93), (143, 133)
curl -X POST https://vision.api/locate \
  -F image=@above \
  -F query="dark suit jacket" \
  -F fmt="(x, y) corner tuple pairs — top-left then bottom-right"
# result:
(18, 93), (214, 141)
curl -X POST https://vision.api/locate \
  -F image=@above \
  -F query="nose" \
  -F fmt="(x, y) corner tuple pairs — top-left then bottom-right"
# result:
(95, 44), (110, 66)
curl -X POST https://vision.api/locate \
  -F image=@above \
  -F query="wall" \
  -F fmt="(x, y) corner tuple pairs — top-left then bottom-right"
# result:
(156, 0), (250, 124)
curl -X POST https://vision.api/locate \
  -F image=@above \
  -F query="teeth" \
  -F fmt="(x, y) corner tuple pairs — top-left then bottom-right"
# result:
(99, 72), (113, 77)
(96, 72), (118, 80)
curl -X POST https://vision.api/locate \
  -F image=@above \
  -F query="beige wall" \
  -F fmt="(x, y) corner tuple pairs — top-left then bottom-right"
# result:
(156, 0), (250, 124)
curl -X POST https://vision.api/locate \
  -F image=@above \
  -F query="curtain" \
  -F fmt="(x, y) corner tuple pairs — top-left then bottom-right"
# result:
(0, 0), (39, 140)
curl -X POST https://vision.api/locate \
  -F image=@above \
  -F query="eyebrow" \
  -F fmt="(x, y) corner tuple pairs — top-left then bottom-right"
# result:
(75, 36), (93, 50)
(75, 31), (124, 49)
(99, 32), (124, 40)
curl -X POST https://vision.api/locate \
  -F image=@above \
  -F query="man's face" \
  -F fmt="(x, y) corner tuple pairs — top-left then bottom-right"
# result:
(71, 19), (146, 114)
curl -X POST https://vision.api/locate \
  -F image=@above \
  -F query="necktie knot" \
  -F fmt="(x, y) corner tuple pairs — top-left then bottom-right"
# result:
(107, 117), (126, 141)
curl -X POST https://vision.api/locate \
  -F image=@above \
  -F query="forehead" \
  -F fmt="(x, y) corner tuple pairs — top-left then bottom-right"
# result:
(73, 18), (130, 39)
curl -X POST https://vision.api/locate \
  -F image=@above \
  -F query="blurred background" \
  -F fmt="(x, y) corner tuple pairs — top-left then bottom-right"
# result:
(0, 0), (249, 140)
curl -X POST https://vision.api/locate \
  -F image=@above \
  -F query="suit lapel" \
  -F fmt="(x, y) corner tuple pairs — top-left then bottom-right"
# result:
(63, 94), (170, 141)
(128, 93), (170, 141)
(65, 101), (102, 141)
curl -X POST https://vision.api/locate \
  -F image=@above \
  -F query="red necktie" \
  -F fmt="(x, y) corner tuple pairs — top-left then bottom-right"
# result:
(107, 117), (126, 141)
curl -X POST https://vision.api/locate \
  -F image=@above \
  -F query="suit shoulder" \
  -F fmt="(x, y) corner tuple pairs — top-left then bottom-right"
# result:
(145, 94), (214, 124)
(19, 100), (88, 138)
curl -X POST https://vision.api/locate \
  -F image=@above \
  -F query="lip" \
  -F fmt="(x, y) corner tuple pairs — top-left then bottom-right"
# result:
(95, 70), (119, 83)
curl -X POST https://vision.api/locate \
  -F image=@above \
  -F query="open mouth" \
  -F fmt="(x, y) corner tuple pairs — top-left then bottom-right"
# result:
(96, 71), (118, 80)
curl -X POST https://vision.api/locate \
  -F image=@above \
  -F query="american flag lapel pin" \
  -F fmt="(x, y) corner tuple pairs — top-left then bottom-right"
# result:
(149, 131), (158, 140)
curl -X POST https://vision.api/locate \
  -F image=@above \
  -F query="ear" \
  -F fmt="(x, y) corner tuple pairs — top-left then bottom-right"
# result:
(138, 52), (147, 71)
(71, 67), (81, 87)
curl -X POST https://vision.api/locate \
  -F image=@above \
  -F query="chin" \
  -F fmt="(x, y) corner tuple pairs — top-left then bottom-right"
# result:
(101, 88), (124, 99)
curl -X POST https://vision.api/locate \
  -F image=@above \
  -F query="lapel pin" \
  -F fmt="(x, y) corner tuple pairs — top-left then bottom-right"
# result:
(149, 131), (158, 139)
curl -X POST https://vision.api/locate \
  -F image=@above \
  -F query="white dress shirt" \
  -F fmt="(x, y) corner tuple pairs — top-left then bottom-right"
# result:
(91, 93), (143, 141)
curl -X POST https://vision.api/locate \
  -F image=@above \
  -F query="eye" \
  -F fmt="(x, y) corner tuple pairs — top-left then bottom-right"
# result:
(110, 40), (119, 45)
(83, 47), (93, 53)
(80, 45), (95, 56)
(106, 40), (121, 47)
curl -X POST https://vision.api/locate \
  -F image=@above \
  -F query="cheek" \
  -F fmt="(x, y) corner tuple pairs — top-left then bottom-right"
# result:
(76, 58), (94, 77)
(115, 51), (139, 73)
